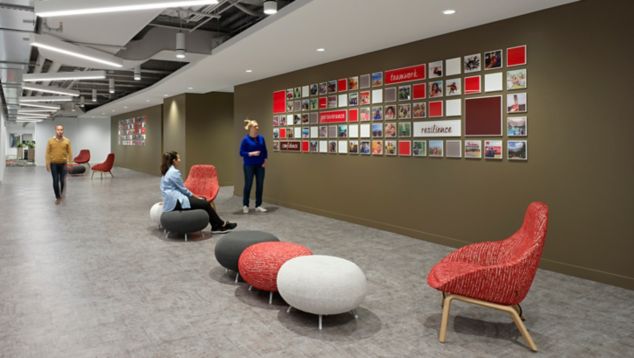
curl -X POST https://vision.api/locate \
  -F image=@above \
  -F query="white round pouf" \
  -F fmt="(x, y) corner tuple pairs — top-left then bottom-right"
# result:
(150, 202), (163, 227)
(277, 255), (367, 329)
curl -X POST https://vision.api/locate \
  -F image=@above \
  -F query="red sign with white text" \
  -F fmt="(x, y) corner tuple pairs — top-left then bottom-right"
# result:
(281, 141), (301, 152)
(384, 64), (426, 85)
(319, 110), (347, 124)
(273, 90), (286, 114)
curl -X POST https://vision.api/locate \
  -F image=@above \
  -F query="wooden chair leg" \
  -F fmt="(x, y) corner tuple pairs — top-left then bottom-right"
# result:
(439, 293), (454, 343)
(508, 307), (538, 352)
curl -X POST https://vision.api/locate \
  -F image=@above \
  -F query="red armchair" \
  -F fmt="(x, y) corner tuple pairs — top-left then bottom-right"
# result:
(73, 149), (91, 165)
(91, 153), (115, 178)
(184, 164), (220, 206)
(427, 202), (549, 352)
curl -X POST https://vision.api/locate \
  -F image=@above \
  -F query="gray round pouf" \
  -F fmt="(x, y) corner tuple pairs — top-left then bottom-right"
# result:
(214, 230), (280, 273)
(160, 209), (209, 241)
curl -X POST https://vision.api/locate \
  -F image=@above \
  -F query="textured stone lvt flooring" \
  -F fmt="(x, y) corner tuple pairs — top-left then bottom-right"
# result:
(0, 167), (632, 357)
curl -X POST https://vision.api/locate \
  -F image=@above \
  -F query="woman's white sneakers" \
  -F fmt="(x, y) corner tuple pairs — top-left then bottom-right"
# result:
(243, 206), (267, 214)
(243, 206), (249, 214)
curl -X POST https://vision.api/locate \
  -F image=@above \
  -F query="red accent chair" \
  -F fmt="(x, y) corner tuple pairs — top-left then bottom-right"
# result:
(184, 164), (220, 206)
(427, 202), (549, 352)
(73, 149), (91, 165)
(91, 153), (115, 178)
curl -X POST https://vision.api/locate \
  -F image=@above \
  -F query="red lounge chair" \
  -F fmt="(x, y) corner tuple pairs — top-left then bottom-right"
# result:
(73, 149), (91, 165)
(91, 153), (115, 179)
(184, 164), (220, 207)
(427, 202), (549, 352)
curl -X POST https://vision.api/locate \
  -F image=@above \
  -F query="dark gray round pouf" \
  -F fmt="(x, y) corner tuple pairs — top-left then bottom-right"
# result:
(68, 165), (86, 174)
(214, 230), (280, 272)
(160, 209), (209, 234)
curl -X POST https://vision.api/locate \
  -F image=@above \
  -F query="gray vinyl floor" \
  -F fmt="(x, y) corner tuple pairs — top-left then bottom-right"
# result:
(0, 166), (632, 358)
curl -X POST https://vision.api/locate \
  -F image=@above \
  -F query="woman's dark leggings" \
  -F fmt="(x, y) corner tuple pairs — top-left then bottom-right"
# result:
(175, 196), (225, 229)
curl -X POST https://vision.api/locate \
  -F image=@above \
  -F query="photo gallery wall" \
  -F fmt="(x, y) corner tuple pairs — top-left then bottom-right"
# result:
(118, 115), (147, 146)
(271, 45), (528, 160)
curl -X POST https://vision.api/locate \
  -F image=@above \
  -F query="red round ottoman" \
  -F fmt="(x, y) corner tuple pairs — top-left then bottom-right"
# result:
(238, 242), (312, 303)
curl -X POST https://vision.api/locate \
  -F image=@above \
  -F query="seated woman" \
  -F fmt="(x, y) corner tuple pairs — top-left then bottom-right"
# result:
(161, 151), (237, 233)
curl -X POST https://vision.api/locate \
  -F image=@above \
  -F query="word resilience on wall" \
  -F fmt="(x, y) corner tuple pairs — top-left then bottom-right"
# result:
(272, 45), (528, 160)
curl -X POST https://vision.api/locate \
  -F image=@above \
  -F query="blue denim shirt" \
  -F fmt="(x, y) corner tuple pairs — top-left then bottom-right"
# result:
(160, 165), (192, 212)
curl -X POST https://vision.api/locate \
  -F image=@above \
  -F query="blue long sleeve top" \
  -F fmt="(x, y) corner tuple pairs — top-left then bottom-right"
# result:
(160, 165), (193, 212)
(240, 134), (268, 166)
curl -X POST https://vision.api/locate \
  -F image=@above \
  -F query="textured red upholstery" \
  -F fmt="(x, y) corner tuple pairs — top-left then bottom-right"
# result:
(427, 202), (549, 305)
(238, 242), (312, 292)
(91, 153), (115, 173)
(184, 164), (220, 203)
(73, 149), (90, 164)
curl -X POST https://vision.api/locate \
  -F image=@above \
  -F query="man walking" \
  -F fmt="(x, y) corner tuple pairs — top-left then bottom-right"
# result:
(46, 124), (72, 203)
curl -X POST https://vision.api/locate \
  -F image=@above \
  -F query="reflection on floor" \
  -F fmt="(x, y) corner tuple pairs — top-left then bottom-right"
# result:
(0, 166), (632, 357)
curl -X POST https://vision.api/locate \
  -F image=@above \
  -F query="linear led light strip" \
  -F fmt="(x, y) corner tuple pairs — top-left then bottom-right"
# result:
(37, 0), (220, 17)
(20, 96), (73, 102)
(32, 42), (122, 68)
(23, 70), (106, 82)
(22, 84), (79, 96)
(19, 109), (56, 113)
(20, 103), (60, 110)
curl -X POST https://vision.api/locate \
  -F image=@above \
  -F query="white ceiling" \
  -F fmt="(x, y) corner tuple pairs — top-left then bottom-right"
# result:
(84, 0), (577, 117)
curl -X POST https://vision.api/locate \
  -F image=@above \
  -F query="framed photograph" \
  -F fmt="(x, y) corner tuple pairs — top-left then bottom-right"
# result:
(310, 126), (319, 138)
(372, 140), (384, 155)
(446, 140), (462, 158)
(359, 91), (371, 105)
(464, 53), (481, 73)
(286, 99), (293, 112)
(508, 140), (527, 160)
(384, 122), (397, 138)
(385, 140), (397, 156)
(349, 123), (359, 137)
(337, 78), (348, 92)
(507, 68), (527, 90)
(293, 100), (301, 112)
(286, 88), (294, 101)
(327, 80), (337, 93)
(328, 125), (338, 138)
(372, 106), (383, 121)
(301, 113), (309, 124)
(294, 127), (302, 139)
(371, 123), (383, 137)
(281, 115), (289, 126)
(360, 107), (371, 121)
(484, 140), (503, 159)
(507, 45), (527, 67)
(445, 57), (461, 76)
(445, 99), (461, 117)
(360, 140), (371, 155)
(309, 112), (319, 124)
(484, 72), (503, 92)
(371, 72), (383, 87)
(348, 92), (359, 106)
(428, 140), (444, 157)
(310, 140), (318, 152)
(328, 140), (337, 153)
(384, 104), (397, 120)
(429, 80), (444, 98)
(412, 82), (426, 99)
(349, 76), (359, 90)
(309, 98), (318, 110)
(273, 128), (280, 139)
(464, 140), (482, 159)
(302, 85), (310, 98)
(302, 127), (310, 138)
(398, 122), (412, 137)
(319, 140), (328, 153)
(319, 82), (328, 95)
(360, 123), (371, 138)
(384, 87), (397, 102)
(349, 140), (359, 154)
(338, 93), (348, 107)
(398, 140), (412, 156)
(484, 49), (503, 70)
(301, 99), (310, 111)
(272, 115), (280, 127)
(359, 74), (371, 89)
(338, 140), (348, 154)
(507, 116), (527, 136)
(445, 78), (461, 96)
(428, 60), (443, 78)
(293, 114), (301, 125)
(338, 124), (348, 138)
(319, 126), (328, 138)
(465, 95), (502, 136)
(507, 92), (527, 113)
(412, 102), (426, 119)
(273, 140), (280, 151)
(398, 85), (411, 101)
(412, 140), (427, 157)
(327, 95), (338, 109)
(294, 87), (302, 99)
(309, 83), (318, 96)
(371, 89), (383, 104)
(464, 75), (482, 94)
(398, 103), (411, 119)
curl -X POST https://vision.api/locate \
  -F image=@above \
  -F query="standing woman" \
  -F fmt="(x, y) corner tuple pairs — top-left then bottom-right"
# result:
(161, 151), (237, 232)
(240, 119), (268, 214)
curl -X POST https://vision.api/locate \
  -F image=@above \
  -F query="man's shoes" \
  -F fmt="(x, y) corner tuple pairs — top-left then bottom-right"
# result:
(242, 206), (249, 214)
(255, 206), (268, 213)
(212, 221), (237, 234)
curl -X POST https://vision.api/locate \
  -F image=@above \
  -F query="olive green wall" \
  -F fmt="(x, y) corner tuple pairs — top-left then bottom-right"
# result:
(111, 105), (163, 176)
(234, 0), (634, 289)
(163, 95), (188, 175)
(185, 92), (235, 185)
